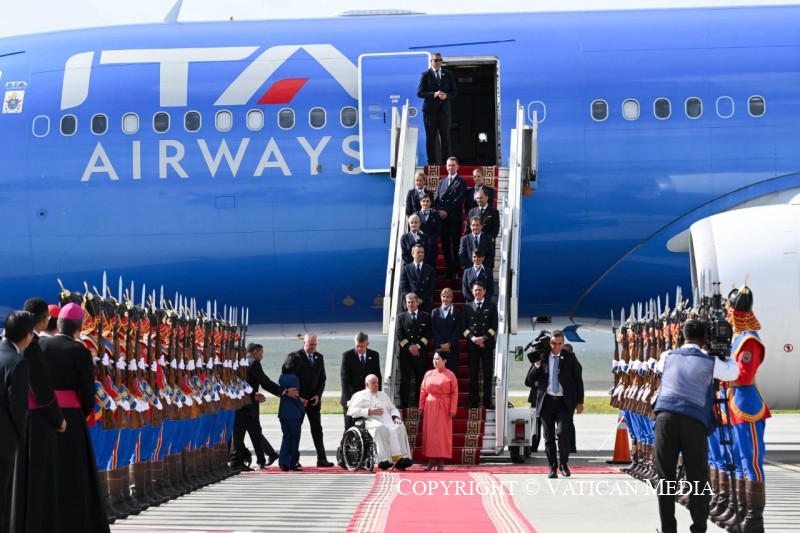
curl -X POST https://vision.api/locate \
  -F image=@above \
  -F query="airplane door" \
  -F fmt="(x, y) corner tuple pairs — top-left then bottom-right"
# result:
(358, 52), (428, 173)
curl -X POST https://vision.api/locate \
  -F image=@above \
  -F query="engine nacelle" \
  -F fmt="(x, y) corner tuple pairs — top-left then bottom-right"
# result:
(690, 203), (800, 409)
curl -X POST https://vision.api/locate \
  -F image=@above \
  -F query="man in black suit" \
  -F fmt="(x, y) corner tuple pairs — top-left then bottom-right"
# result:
(525, 330), (585, 478)
(399, 244), (437, 312)
(462, 250), (494, 303)
(230, 343), (298, 471)
(417, 52), (458, 165)
(0, 311), (33, 533)
(435, 157), (467, 279)
(465, 168), (496, 215)
(294, 333), (334, 467)
(461, 282), (498, 409)
(340, 332), (382, 430)
(395, 294), (431, 408)
(468, 189), (500, 240)
(459, 216), (495, 269)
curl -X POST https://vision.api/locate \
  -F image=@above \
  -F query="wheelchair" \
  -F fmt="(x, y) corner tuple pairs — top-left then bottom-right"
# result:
(336, 420), (376, 472)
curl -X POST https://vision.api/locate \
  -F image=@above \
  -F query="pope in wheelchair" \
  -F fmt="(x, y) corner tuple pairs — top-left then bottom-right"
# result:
(343, 374), (413, 471)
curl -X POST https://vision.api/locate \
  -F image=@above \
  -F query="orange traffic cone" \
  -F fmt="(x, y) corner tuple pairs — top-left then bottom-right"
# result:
(607, 414), (632, 464)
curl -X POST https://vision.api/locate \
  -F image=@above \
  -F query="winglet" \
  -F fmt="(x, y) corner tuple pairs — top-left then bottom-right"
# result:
(164, 0), (183, 23)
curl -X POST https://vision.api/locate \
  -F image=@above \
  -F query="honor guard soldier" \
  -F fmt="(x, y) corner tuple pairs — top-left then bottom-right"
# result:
(714, 284), (769, 533)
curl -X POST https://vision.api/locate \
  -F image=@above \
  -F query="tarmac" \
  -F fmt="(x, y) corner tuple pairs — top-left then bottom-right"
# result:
(110, 413), (800, 532)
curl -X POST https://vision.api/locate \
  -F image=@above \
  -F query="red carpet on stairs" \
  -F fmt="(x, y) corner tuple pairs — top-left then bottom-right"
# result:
(346, 471), (536, 533)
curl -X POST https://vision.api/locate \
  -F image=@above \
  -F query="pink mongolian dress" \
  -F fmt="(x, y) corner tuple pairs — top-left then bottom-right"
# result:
(419, 367), (459, 458)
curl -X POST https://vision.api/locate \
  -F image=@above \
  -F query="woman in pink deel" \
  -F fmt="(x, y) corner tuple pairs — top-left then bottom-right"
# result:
(419, 350), (458, 471)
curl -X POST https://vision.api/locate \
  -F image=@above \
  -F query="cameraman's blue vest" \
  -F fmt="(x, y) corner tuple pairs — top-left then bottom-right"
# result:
(654, 346), (716, 430)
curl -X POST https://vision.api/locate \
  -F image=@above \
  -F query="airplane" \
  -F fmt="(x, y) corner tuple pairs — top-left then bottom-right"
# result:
(1, 4), (799, 407)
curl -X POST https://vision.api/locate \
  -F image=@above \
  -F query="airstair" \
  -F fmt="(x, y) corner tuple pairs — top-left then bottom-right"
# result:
(382, 102), (537, 462)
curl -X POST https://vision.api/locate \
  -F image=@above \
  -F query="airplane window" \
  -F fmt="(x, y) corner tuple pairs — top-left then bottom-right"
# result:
(685, 97), (702, 119)
(153, 112), (170, 133)
(216, 110), (233, 132)
(91, 114), (108, 135)
(654, 98), (671, 119)
(278, 109), (294, 130)
(32, 116), (50, 138)
(60, 115), (77, 136)
(340, 107), (357, 128)
(622, 99), (640, 120)
(185, 111), (201, 132)
(748, 96), (766, 117)
(716, 96), (734, 119)
(122, 113), (139, 134)
(309, 107), (326, 129)
(247, 110), (264, 131)
(591, 100), (608, 121)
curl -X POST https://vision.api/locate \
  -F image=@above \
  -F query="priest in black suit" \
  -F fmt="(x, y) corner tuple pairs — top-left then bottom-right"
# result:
(395, 294), (431, 408)
(461, 282), (498, 409)
(294, 333), (334, 467)
(0, 310), (33, 533)
(417, 52), (458, 165)
(340, 332), (382, 430)
(525, 330), (584, 478)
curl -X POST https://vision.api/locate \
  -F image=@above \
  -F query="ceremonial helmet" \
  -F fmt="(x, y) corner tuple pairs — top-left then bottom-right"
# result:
(727, 284), (754, 313)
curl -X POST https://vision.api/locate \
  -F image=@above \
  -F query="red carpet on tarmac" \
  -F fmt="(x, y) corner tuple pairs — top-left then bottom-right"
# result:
(346, 471), (536, 533)
(246, 465), (620, 475)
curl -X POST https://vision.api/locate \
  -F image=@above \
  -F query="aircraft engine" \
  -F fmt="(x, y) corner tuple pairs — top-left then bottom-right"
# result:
(689, 201), (800, 410)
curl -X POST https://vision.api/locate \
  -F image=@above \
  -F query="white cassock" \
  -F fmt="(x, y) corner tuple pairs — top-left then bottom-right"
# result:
(347, 389), (412, 463)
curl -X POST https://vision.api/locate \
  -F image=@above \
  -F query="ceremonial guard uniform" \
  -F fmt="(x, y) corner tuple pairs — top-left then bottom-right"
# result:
(714, 286), (770, 533)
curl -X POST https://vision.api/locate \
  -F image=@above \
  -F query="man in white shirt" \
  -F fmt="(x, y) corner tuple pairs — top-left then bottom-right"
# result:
(347, 374), (413, 470)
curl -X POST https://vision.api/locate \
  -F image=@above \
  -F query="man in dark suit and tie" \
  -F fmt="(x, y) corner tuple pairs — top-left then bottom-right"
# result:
(399, 244), (437, 311)
(465, 168), (496, 215)
(417, 52), (458, 165)
(461, 282), (498, 409)
(0, 311), (33, 533)
(468, 189), (500, 240)
(395, 294), (431, 408)
(294, 333), (334, 467)
(435, 157), (467, 279)
(525, 330), (584, 478)
(459, 216), (495, 270)
(462, 250), (494, 303)
(340, 332), (382, 430)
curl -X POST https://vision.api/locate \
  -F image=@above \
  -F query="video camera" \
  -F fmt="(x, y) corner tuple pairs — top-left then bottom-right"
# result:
(513, 330), (552, 364)
(699, 283), (732, 359)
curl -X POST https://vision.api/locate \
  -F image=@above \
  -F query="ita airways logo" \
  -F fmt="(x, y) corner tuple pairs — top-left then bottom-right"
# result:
(60, 44), (358, 110)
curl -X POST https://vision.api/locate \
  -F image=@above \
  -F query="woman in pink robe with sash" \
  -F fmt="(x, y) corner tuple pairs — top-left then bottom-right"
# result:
(419, 350), (458, 471)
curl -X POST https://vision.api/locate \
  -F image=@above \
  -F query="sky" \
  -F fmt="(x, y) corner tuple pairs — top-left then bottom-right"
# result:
(2, 0), (798, 38)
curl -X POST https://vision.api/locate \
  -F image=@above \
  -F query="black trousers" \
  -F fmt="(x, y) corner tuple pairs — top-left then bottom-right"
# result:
(399, 351), (427, 408)
(654, 412), (710, 533)
(539, 394), (573, 468)
(1, 458), (14, 533)
(439, 216), (462, 276)
(302, 404), (327, 462)
(230, 405), (277, 465)
(468, 343), (493, 406)
(424, 109), (451, 165)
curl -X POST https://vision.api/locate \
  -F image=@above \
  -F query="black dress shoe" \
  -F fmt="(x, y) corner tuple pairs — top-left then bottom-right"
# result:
(292, 465), (302, 471)
(317, 460), (335, 468)
(280, 466), (289, 472)
(560, 464), (571, 477)
(548, 468), (558, 479)
(484, 402), (495, 410)
(378, 461), (393, 470)
(265, 454), (279, 467)
(396, 457), (413, 468)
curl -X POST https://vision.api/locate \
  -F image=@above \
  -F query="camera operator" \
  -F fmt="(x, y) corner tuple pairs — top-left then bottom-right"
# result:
(653, 319), (738, 533)
(525, 330), (584, 478)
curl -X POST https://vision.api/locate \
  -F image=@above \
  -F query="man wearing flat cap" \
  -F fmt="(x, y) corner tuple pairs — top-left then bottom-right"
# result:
(41, 303), (110, 532)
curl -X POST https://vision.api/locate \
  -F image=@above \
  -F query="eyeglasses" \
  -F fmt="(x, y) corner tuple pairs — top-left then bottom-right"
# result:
(432, 58), (443, 63)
